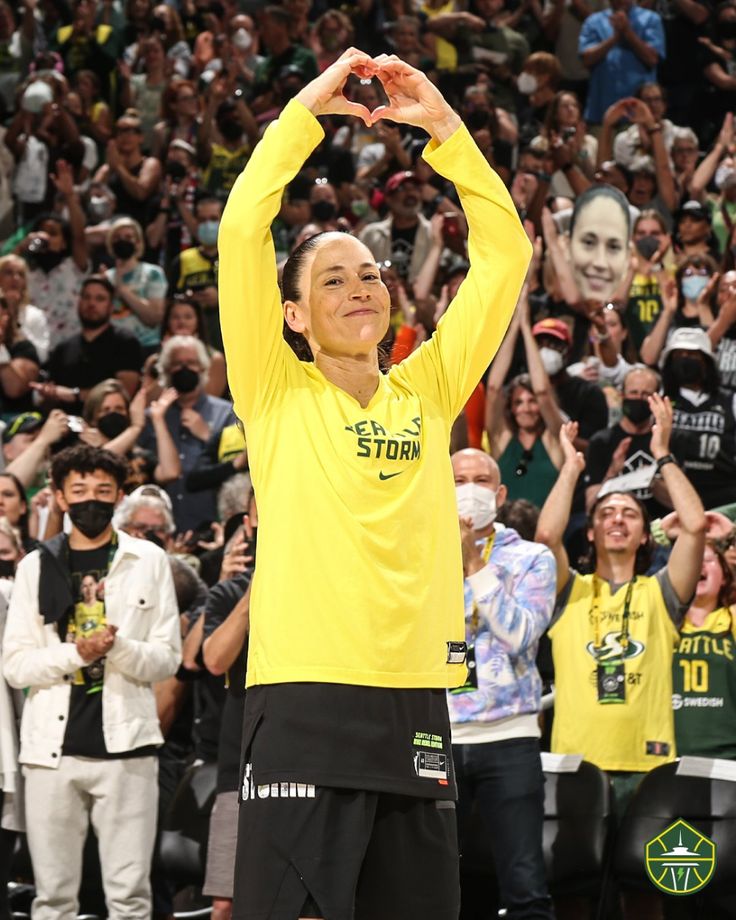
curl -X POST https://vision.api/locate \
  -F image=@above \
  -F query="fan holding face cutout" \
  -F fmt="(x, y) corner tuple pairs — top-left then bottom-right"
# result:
(219, 49), (531, 920)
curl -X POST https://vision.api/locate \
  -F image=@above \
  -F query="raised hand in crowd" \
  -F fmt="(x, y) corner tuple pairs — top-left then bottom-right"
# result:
(180, 406), (210, 442)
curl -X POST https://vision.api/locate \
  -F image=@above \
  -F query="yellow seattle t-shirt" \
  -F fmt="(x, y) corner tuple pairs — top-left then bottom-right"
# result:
(219, 99), (530, 690)
(549, 571), (682, 772)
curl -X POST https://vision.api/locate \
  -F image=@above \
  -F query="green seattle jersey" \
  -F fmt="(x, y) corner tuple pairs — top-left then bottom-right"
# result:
(673, 607), (736, 760)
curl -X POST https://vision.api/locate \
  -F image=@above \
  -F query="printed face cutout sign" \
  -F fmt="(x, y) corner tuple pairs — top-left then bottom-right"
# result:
(568, 187), (631, 304)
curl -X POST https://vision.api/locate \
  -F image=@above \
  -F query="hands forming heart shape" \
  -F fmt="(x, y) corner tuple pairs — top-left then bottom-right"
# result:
(296, 48), (461, 142)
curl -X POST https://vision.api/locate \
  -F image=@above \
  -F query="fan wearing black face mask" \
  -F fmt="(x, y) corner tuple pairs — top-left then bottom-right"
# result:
(104, 218), (168, 351)
(662, 328), (736, 509)
(81, 379), (182, 486)
(584, 365), (670, 518)
(137, 334), (235, 531)
(308, 179), (342, 231)
(2, 444), (181, 920)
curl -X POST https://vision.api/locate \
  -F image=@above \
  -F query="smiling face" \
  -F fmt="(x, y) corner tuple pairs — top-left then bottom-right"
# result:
(285, 233), (391, 359)
(510, 385), (540, 432)
(589, 493), (648, 562)
(569, 195), (629, 301)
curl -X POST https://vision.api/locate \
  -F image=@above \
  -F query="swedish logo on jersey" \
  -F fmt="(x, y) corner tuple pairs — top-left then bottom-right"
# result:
(645, 818), (716, 895)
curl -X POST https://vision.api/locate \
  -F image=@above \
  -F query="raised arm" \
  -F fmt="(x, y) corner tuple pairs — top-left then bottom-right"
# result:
(535, 421), (585, 595)
(640, 273), (677, 366)
(218, 49), (374, 423)
(630, 99), (676, 213)
(51, 159), (88, 272)
(648, 395), (706, 603)
(690, 113), (733, 200)
(412, 212), (445, 303)
(484, 309), (519, 456)
(519, 272), (563, 441)
(385, 55), (532, 420)
(149, 388), (184, 484)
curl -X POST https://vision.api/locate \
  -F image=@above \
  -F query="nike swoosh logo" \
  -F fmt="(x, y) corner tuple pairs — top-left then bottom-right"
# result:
(378, 470), (404, 481)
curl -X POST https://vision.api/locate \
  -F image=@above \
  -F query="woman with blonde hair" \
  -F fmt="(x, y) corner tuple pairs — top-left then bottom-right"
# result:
(0, 255), (50, 362)
(104, 217), (167, 350)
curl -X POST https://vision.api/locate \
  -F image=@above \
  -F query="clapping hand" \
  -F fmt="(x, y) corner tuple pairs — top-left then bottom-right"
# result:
(77, 624), (117, 662)
(648, 393), (673, 461)
(459, 516), (484, 576)
(560, 421), (585, 474)
(149, 387), (178, 425)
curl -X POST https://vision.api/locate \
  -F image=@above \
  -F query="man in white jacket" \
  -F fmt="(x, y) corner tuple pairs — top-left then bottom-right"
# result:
(3, 444), (182, 920)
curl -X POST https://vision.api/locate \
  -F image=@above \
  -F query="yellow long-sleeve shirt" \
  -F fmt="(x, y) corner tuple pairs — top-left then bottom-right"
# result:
(219, 99), (530, 690)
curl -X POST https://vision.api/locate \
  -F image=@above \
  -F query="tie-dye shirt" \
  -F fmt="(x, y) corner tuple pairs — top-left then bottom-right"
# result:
(448, 524), (556, 726)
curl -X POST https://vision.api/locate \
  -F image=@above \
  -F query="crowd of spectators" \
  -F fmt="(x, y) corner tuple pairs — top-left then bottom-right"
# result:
(0, 0), (735, 916)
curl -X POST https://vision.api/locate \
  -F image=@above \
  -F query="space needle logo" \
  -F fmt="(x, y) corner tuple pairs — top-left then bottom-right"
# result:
(645, 819), (716, 895)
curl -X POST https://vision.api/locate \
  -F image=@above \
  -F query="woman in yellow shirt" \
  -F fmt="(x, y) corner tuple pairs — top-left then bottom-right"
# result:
(219, 49), (530, 920)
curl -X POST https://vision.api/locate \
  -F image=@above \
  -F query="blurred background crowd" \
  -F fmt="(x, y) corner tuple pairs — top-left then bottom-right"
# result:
(0, 0), (736, 917)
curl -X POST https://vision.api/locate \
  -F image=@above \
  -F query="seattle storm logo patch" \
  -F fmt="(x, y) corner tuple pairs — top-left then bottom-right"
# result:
(586, 631), (645, 662)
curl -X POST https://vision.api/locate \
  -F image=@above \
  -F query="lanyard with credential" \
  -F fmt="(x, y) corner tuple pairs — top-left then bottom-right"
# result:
(469, 532), (496, 640)
(592, 575), (636, 654)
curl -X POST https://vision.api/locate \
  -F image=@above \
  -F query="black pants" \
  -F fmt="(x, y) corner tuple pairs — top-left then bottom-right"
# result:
(454, 737), (554, 920)
(233, 777), (460, 920)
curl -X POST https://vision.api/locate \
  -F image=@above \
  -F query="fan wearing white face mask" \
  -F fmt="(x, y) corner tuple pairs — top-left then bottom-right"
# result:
(450, 448), (557, 920)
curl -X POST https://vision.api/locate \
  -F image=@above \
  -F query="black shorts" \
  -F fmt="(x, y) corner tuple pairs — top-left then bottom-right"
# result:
(232, 765), (460, 920)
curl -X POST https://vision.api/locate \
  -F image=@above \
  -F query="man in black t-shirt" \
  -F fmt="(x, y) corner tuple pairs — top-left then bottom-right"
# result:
(3, 445), (181, 920)
(38, 275), (143, 415)
(584, 366), (669, 518)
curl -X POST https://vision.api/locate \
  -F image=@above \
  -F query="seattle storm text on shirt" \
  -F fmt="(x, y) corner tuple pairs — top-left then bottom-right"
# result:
(345, 416), (422, 461)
